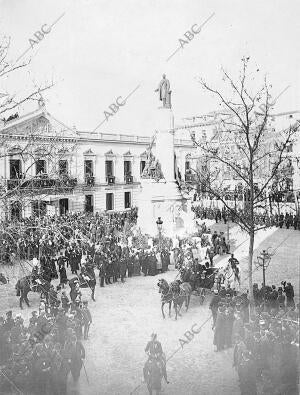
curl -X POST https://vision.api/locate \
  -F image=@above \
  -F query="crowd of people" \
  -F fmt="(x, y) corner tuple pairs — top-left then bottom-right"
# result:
(0, 294), (92, 394)
(210, 281), (299, 394)
(0, 206), (299, 394)
(192, 205), (300, 230)
(0, 208), (138, 264)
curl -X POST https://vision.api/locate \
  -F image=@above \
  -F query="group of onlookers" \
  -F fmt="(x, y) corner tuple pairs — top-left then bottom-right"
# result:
(192, 204), (300, 230)
(0, 297), (92, 394)
(210, 281), (299, 394)
(0, 208), (138, 264)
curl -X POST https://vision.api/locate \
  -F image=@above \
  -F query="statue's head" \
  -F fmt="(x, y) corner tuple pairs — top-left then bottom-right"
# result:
(162, 73), (166, 79)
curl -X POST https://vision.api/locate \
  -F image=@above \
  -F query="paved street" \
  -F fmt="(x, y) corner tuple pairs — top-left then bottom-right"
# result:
(211, 222), (300, 297)
(0, 226), (298, 395)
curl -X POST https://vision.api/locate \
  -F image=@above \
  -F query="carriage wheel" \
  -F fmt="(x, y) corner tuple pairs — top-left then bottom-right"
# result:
(224, 268), (233, 279)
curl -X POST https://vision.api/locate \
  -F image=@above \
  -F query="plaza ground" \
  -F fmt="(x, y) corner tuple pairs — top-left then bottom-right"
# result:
(0, 225), (299, 394)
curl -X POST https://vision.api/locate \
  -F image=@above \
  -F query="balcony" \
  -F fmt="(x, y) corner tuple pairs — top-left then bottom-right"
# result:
(7, 175), (77, 193)
(84, 175), (95, 187)
(185, 173), (196, 183)
(107, 175), (115, 185)
(125, 175), (133, 184)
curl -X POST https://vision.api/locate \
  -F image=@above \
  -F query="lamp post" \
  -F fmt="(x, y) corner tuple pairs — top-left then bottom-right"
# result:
(255, 249), (272, 288)
(156, 217), (163, 252)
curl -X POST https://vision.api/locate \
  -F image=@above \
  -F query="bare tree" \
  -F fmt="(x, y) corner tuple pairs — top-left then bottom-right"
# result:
(189, 58), (299, 302)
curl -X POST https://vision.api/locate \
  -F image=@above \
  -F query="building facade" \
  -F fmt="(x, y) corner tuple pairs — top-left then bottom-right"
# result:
(0, 103), (197, 219)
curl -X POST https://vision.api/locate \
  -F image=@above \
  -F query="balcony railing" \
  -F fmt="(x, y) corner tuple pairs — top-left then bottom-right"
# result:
(185, 173), (196, 182)
(106, 175), (115, 185)
(84, 175), (95, 187)
(7, 176), (77, 192)
(125, 175), (133, 184)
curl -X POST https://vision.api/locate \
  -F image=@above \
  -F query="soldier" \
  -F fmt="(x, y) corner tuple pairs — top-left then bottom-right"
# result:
(98, 257), (106, 287)
(145, 333), (169, 385)
(119, 255), (127, 283)
(237, 351), (257, 395)
(293, 214), (298, 230)
(279, 213), (284, 228)
(64, 335), (85, 383)
(4, 310), (14, 331)
(61, 291), (70, 312)
(112, 255), (119, 283)
(32, 344), (52, 395)
(58, 253), (68, 289)
(48, 285), (58, 314)
(127, 252), (134, 277)
(82, 301), (92, 340)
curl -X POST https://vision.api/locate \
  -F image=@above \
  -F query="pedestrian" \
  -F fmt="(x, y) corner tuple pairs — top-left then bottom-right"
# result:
(209, 290), (220, 329)
(213, 305), (226, 351)
(237, 351), (257, 395)
(82, 301), (92, 340)
(282, 281), (295, 308)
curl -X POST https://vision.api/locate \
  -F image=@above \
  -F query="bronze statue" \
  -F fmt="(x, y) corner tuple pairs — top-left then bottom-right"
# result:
(141, 149), (164, 181)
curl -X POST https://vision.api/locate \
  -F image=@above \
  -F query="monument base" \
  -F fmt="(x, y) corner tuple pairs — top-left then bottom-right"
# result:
(137, 179), (196, 237)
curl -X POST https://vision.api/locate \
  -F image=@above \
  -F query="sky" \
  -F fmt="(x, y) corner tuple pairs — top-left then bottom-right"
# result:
(0, 0), (299, 136)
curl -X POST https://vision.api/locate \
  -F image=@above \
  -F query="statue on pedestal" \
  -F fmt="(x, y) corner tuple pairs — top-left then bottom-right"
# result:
(155, 74), (172, 109)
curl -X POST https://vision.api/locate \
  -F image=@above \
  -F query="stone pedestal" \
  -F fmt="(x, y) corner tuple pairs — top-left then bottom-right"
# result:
(137, 108), (196, 237)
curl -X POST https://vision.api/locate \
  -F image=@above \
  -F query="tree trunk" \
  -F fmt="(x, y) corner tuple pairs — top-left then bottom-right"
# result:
(248, 229), (255, 304)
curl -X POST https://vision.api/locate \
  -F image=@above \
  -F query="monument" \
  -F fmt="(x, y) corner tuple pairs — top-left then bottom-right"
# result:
(137, 75), (195, 236)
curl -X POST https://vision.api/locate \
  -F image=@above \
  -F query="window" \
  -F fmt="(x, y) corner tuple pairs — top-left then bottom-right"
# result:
(124, 192), (131, 209)
(124, 160), (132, 177)
(11, 201), (22, 221)
(106, 193), (114, 211)
(9, 159), (21, 179)
(84, 160), (93, 176)
(36, 159), (46, 175)
(85, 195), (93, 213)
(140, 160), (146, 175)
(105, 160), (114, 177)
(185, 162), (191, 175)
(32, 201), (47, 217)
(58, 160), (68, 175)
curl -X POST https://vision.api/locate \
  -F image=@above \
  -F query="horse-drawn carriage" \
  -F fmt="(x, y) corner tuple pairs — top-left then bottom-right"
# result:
(179, 266), (219, 304)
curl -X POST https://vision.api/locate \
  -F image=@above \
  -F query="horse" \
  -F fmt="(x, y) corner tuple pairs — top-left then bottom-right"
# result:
(15, 275), (51, 309)
(143, 356), (164, 395)
(223, 263), (241, 286)
(157, 279), (192, 320)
